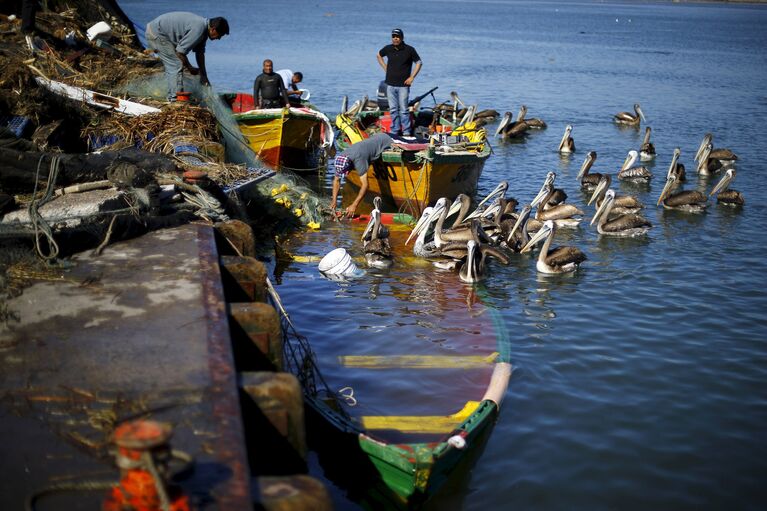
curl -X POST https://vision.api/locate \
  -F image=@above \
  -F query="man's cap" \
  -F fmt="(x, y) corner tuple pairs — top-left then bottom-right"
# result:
(334, 155), (352, 177)
(391, 28), (404, 38)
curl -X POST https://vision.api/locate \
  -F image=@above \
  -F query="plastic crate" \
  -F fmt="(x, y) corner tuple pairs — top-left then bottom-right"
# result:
(0, 115), (32, 138)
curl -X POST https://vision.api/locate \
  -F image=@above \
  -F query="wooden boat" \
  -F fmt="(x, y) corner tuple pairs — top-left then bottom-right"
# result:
(335, 101), (490, 217)
(222, 93), (334, 173)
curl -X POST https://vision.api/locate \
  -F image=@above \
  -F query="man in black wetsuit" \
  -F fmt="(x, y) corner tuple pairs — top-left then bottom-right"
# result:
(253, 59), (289, 109)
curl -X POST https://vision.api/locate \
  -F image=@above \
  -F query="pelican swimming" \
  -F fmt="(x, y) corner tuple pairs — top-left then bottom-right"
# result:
(495, 110), (528, 139)
(617, 150), (652, 181)
(666, 147), (687, 185)
(657, 174), (707, 212)
(518, 104), (547, 129)
(639, 126), (656, 162)
(464, 181), (509, 221)
(591, 189), (652, 237)
(458, 239), (511, 283)
(504, 204), (542, 252)
(709, 168), (745, 206)
(696, 143), (730, 176)
(576, 151), (603, 191)
(362, 209), (393, 269)
(558, 124), (575, 153)
(614, 103), (646, 126)
(694, 133), (738, 164)
(537, 171), (568, 208)
(588, 174), (644, 215)
(520, 220), (587, 274)
(406, 206), (441, 258)
(532, 181), (584, 227)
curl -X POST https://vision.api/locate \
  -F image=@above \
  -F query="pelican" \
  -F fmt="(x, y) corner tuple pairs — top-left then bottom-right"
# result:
(614, 103), (646, 126)
(591, 189), (652, 237)
(657, 174), (707, 212)
(505, 204), (542, 252)
(450, 91), (465, 122)
(576, 151), (603, 191)
(464, 181), (509, 221)
(538, 171), (568, 208)
(495, 110), (528, 139)
(696, 143), (730, 176)
(666, 147), (687, 184)
(458, 240), (510, 283)
(518, 104), (547, 129)
(532, 181), (583, 227)
(558, 124), (575, 153)
(444, 193), (472, 227)
(639, 126), (656, 162)
(433, 198), (493, 248)
(520, 220), (587, 274)
(363, 209), (393, 269)
(588, 174), (644, 215)
(617, 150), (652, 181)
(709, 168), (744, 206)
(406, 206), (441, 258)
(694, 133), (738, 164)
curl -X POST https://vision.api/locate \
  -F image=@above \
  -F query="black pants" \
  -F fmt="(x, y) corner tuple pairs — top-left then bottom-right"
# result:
(21, 0), (37, 34)
(260, 98), (282, 108)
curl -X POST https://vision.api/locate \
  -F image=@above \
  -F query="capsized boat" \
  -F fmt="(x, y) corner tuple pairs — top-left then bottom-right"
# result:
(335, 90), (491, 217)
(221, 93), (334, 173)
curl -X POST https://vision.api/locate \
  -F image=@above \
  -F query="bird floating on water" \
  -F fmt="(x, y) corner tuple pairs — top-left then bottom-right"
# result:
(588, 174), (644, 215)
(709, 168), (744, 206)
(591, 189), (652, 237)
(617, 150), (652, 181)
(639, 126), (656, 162)
(614, 103), (646, 126)
(362, 208), (393, 269)
(558, 124), (575, 153)
(520, 220), (587, 274)
(694, 133), (738, 164)
(576, 151), (602, 191)
(657, 174), (707, 212)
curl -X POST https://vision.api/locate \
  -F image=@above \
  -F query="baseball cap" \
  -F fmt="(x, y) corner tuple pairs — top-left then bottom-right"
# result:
(334, 155), (352, 177)
(391, 28), (404, 38)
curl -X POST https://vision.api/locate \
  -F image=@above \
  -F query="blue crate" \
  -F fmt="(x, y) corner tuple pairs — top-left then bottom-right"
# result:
(88, 133), (122, 150)
(0, 115), (32, 138)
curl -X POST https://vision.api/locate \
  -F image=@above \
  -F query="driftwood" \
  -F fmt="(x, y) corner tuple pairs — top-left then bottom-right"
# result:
(0, 147), (178, 194)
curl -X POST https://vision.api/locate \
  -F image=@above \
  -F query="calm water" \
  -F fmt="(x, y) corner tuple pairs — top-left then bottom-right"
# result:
(123, 1), (767, 509)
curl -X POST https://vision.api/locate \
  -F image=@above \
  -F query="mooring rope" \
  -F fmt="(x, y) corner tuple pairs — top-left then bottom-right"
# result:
(28, 155), (61, 261)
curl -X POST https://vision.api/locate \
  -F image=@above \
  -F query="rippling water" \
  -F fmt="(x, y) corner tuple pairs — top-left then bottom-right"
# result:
(122, 1), (767, 509)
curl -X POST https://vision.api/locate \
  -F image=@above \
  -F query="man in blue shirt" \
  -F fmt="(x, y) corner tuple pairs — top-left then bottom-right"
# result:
(146, 12), (229, 101)
(376, 28), (422, 136)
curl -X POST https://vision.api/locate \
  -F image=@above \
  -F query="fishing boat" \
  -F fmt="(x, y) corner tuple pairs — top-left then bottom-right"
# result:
(335, 89), (491, 217)
(221, 93), (334, 173)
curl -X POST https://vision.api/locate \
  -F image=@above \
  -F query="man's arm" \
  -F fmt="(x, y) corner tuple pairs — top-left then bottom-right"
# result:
(279, 81), (290, 106)
(404, 61), (422, 87)
(176, 52), (199, 75)
(376, 53), (387, 72)
(253, 76), (262, 108)
(330, 175), (341, 212)
(346, 173), (368, 217)
(195, 50), (209, 85)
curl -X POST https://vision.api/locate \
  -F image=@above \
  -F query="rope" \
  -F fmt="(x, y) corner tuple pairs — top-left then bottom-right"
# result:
(397, 158), (428, 218)
(28, 155), (61, 261)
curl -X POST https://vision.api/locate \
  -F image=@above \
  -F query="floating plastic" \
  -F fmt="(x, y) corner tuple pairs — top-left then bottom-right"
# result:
(318, 248), (364, 279)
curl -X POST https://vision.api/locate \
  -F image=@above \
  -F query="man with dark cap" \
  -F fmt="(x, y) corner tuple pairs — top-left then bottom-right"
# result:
(330, 132), (393, 217)
(376, 28), (422, 136)
(145, 12), (229, 101)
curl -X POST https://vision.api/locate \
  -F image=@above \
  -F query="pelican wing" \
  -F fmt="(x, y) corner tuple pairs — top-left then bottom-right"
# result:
(618, 166), (652, 180)
(603, 214), (652, 233)
(717, 190), (745, 205)
(546, 246), (587, 266)
(665, 190), (707, 207)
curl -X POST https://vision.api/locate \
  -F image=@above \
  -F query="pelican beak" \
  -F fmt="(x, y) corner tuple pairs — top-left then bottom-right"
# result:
(531, 183), (550, 208)
(495, 111), (511, 136)
(709, 169), (735, 197)
(475, 181), (509, 210)
(694, 134), (712, 163)
(637, 105), (646, 123)
(587, 179), (607, 205)
(557, 125), (571, 152)
(462, 240), (478, 283)
(666, 148), (681, 179)
(520, 224), (550, 253)
(451, 91), (465, 107)
(591, 193), (611, 225)
(576, 153), (590, 179)
(361, 214), (376, 241)
(657, 176), (675, 206)
(508, 206), (531, 239)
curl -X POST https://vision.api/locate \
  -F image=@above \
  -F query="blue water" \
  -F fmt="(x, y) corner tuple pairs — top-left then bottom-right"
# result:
(122, 1), (767, 509)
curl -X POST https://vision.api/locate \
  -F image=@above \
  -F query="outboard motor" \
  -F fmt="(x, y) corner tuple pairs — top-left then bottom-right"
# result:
(376, 80), (389, 110)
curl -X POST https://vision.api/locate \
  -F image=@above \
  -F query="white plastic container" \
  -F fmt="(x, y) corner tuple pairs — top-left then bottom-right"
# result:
(86, 21), (112, 41)
(318, 248), (364, 279)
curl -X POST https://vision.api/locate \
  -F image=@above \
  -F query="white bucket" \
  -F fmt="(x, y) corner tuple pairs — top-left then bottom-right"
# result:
(318, 248), (364, 279)
(87, 21), (112, 41)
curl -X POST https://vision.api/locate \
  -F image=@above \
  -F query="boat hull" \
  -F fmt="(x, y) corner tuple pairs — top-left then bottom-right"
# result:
(341, 148), (488, 217)
(235, 107), (333, 173)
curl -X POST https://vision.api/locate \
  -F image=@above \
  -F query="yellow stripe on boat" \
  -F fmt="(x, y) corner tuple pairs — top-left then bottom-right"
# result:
(339, 352), (499, 369)
(361, 401), (481, 433)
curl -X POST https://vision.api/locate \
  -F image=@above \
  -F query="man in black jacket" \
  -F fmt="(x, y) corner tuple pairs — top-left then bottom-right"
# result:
(376, 28), (422, 136)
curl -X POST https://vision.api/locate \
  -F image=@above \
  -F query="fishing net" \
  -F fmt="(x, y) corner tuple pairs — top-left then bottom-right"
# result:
(120, 74), (327, 228)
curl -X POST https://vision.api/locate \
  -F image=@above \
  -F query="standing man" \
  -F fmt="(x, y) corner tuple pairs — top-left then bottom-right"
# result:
(145, 12), (229, 102)
(330, 133), (393, 218)
(254, 59), (290, 108)
(276, 69), (304, 105)
(376, 28), (422, 136)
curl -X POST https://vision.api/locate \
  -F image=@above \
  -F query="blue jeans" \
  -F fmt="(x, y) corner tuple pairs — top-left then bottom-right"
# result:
(387, 85), (411, 135)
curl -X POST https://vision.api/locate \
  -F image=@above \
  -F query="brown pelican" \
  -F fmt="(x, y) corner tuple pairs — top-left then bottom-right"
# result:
(576, 151), (603, 191)
(520, 220), (587, 274)
(657, 174), (707, 212)
(406, 206), (440, 258)
(558, 124), (575, 153)
(591, 189), (652, 237)
(444, 193), (472, 227)
(639, 126), (656, 162)
(694, 133), (738, 164)
(614, 103), (646, 126)
(495, 110), (529, 139)
(518, 104), (547, 129)
(458, 240), (511, 283)
(587, 174), (644, 215)
(696, 143), (730, 176)
(363, 209), (393, 269)
(666, 147), (687, 184)
(532, 181), (583, 227)
(536, 171), (568, 208)
(433, 198), (493, 248)
(464, 181), (509, 221)
(505, 204), (543, 252)
(709, 169), (744, 206)
(617, 150), (652, 181)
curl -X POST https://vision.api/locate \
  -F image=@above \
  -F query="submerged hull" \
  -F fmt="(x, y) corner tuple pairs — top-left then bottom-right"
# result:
(341, 146), (489, 217)
(234, 106), (334, 173)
